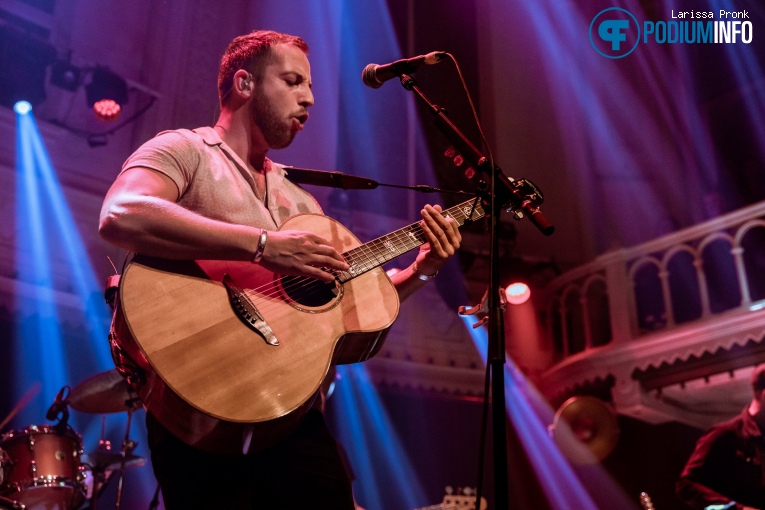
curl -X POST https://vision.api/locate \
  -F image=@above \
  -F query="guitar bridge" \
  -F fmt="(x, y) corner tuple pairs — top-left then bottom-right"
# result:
(223, 274), (279, 346)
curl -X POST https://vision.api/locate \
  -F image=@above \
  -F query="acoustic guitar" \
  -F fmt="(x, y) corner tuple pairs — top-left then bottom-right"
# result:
(112, 199), (484, 454)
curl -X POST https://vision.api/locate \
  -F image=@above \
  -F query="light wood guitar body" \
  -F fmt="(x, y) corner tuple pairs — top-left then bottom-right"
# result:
(112, 201), (484, 454)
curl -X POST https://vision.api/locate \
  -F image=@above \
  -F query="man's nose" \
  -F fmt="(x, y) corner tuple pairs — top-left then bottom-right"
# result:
(300, 86), (314, 108)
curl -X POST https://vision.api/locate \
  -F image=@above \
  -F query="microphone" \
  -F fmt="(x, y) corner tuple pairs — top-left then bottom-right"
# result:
(285, 167), (378, 190)
(362, 51), (446, 88)
(46, 386), (70, 421)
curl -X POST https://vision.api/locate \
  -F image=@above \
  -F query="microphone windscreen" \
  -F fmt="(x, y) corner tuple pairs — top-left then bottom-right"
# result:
(361, 63), (383, 89)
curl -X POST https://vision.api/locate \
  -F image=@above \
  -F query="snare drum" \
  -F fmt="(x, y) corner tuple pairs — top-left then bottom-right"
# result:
(0, 424), (86, 510)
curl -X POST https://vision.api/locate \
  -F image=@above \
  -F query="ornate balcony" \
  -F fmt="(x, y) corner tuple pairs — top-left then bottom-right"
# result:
(539, 201), (765, 429)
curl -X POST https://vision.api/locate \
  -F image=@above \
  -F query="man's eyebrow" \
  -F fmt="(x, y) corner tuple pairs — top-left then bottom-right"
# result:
(281, 71), (312, 87)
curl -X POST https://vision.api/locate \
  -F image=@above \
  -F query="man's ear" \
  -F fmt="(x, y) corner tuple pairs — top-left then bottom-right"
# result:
(233, 69), (253, 97)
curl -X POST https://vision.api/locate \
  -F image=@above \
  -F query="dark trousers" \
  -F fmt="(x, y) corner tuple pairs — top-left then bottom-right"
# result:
(146, 410), (356, 510)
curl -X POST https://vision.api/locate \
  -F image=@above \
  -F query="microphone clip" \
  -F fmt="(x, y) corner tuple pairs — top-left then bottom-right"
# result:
(46, 386), (71, 433)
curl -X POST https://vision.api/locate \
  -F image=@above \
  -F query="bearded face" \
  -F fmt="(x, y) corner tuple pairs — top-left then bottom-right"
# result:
(251, 91), (296, 149)
(249, 44), (312, 150)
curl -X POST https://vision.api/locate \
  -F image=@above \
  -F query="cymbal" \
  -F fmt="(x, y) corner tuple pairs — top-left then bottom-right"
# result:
(69, 369), (141, 414)
(551, 395), (620, 464)
(82, 450), (146, 471)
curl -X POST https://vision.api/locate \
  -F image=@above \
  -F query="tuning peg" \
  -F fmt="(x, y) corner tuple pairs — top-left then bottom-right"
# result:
(639, 492), (654, 509)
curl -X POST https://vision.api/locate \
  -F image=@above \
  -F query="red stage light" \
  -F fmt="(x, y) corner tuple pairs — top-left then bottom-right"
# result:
(85, 67), (128, 122)
(505, 282), (531, 305)
(92, 99), (122, 122)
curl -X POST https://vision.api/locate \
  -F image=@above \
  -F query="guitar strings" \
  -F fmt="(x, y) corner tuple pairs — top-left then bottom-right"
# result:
(237, 202), (482, 311)
(237, 221), (429, 311)
(236, 202), (483, 315)
(240, 207), (452, 303)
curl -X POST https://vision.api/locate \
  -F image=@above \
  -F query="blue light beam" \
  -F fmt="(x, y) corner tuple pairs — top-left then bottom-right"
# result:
(14, 110), (69, 425)
(335, 364), (429, 510)
(13, 110), (156, 506)
(461, 315), (637, 509)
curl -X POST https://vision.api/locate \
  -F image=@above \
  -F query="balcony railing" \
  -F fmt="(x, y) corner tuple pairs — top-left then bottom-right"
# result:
(542, 201), (765, 360)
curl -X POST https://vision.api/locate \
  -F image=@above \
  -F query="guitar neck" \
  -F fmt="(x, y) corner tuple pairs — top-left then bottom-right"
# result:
(336, 198), (484, 283)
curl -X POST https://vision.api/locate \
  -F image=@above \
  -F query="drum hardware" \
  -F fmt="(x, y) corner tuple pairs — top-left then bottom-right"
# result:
(0, 424), (86, 510)
(78, 415), (145, 510)
(0, 371), (146, 510)
(112, 405), (138, 510)
(68, 370), (144, 510)
(83, 447), (145, 474)
(81, 441), (145, 510)
(45, 387), (72, 437)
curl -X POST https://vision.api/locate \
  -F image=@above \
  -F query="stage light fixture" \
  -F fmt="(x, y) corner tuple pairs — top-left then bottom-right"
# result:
(505, 282), (531, 305)
(50, 60), (82, 91)
(14, 100), (32, 115)
(85, 67), (128, 121)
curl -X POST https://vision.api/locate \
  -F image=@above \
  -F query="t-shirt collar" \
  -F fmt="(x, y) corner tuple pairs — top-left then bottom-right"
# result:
(195, 126), (223, 146)
(194, 125), (287, 184)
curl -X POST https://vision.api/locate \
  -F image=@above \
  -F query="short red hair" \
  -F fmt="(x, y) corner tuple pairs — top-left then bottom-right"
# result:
(217, 30), (308, 106)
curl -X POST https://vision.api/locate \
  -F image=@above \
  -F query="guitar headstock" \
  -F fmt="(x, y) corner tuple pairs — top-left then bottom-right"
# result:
(639, 491), (655, 510)
(441, 494), (488, 510)
(415, 487), (488, 510)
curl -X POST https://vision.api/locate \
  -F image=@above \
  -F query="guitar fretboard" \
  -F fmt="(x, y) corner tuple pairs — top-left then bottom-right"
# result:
(335, 199), (484, 283)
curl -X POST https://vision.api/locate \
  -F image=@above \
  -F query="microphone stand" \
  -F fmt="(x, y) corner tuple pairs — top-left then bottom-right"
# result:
(397, 73), (554, 510)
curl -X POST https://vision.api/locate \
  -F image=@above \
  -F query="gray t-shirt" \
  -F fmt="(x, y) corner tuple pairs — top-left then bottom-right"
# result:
(122, 126), (322, 228)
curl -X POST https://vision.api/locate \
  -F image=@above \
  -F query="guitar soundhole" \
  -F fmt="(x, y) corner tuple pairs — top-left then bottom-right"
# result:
(279, 275), (340, 308)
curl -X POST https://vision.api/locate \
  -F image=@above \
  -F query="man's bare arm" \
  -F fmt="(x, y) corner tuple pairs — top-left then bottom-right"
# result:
(99, 167), (348, 281)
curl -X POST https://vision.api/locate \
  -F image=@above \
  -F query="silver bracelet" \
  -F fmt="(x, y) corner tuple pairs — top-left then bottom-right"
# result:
(251, 229), (268, 264)
(412, 261), (437, 281)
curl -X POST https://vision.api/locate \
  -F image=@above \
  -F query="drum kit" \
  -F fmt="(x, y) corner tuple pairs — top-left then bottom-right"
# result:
(0, 370), (145, 510)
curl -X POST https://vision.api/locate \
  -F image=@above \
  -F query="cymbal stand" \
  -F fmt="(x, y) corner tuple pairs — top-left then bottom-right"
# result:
(115, 399), (140, 510)
(87, 418), (111, 510)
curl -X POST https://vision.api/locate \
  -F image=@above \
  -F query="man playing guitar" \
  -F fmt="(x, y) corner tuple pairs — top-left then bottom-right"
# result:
(99, 29), (462, 509)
